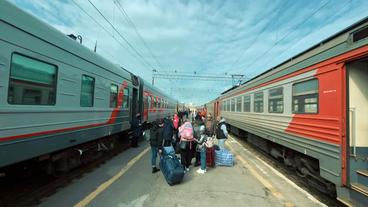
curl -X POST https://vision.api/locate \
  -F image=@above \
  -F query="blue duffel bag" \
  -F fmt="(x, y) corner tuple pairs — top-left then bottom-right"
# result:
(160, 153), (185, 185)
(215, 149), (234, 167)
(163, 146), (175, 156)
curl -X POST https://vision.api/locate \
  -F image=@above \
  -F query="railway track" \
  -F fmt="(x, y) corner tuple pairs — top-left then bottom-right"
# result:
(0, 138), (131, 207)
(233, 135), (345, 207)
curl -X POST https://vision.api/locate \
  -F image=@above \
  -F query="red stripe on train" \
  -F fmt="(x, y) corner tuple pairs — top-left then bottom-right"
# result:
(0, 81), (128, 142)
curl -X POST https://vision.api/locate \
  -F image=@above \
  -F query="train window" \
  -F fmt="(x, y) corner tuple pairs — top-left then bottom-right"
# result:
(231, 99), (235, 112)
(143, 95), (148, 109)
(80, 75), (95, 107)
(352, 26), (368, 43)
(292, 79), (318, 114)
(148, 96), (152, 109)
(122, 88), (130, 108)
(236, 97), (242, 112)
(8, 53), (57, 105)
(254, 92), (264, 113)
(110, 84), (118, 108)
(269, 87), (283, 113)
(243, 95), (251, 112)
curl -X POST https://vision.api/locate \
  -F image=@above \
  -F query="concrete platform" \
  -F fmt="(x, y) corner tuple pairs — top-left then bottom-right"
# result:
(38, 136), (327, 207)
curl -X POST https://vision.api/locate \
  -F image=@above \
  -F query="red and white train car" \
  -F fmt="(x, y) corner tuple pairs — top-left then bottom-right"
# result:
(142, 80), (177, 124)
(212, 18), (368, 206)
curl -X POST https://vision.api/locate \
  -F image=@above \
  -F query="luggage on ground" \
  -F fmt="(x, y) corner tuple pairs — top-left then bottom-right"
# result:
(206, 147), (215, 167)
(163, 146), (175, 156)
(160, 154), (185, 185)
(215, 149), (234, 167)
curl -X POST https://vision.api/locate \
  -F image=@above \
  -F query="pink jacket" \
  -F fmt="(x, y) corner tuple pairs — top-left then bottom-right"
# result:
(179, 121), (193, 141)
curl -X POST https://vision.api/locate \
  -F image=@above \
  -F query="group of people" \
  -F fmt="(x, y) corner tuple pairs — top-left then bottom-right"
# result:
(147, 111), (228, 175)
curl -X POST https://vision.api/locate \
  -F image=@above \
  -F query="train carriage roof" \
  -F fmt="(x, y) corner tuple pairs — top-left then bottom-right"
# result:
(0, 1), (131, 80)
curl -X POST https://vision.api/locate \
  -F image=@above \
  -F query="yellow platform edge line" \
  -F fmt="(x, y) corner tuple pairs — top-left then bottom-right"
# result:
(74, 147), (150, 207)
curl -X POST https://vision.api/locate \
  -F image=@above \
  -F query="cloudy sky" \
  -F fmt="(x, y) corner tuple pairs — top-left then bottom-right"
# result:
(8, 0), (368, 105)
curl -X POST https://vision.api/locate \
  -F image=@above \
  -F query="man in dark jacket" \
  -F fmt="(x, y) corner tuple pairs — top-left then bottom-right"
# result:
(216, 116), (228, 150)
(131, 113), (142, 148)
(162, 116), (174, 147)
(150, 119), (164, 173)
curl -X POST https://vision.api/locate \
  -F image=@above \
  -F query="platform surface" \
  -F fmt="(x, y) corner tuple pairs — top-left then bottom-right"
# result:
(38, 136), (327, 207)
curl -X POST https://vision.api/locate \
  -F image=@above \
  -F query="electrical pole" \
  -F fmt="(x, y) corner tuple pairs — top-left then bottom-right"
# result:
(152, 69), (157, 85)
(151, 71), (246, 85)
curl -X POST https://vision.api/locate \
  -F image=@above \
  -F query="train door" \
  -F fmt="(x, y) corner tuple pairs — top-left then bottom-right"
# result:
(143, 93), (149, 122)
(131, 87), (138, 121)
(138, 81), (144, 120)
(215, 101), (219, 117)
(346, 59), (368, 196)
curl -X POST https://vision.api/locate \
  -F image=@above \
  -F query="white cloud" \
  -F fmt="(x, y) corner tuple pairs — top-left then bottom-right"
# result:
(8, 0), (368, 105)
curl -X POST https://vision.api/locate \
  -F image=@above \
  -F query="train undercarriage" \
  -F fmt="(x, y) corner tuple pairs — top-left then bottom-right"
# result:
(0, 132), (130, 179)
(228, 125), (337, 198)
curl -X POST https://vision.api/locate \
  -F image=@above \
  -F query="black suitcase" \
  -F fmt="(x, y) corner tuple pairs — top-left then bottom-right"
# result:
(159, 154), (184, 185)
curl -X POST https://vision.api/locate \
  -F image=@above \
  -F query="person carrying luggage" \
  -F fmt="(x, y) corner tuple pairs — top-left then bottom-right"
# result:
(149, 119), (164, 173)
(178, 118), (194, 172)
(194, 125), (207, 174)
(163, 116), (174, 147)
(216, 116), (228, 150)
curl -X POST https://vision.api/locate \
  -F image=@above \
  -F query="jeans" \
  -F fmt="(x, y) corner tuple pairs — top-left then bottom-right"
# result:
(218, 139), (226, 150)
(151, 146), (159, 167)
(200, 147), (206, 170)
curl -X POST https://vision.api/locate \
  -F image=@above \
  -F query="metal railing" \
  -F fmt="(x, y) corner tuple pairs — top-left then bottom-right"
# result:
(349, 107), (356, 157)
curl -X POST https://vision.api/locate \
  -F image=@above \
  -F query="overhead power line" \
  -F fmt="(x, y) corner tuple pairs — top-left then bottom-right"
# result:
(114, 0), (164, 70)
(71, 0), (152, 69)
(264, 0), (353, 68)
(227, 0), (290, 71)
(243, 0), (330, 71)
(152, 71), (246, 86)
(87, 0), (156, 70)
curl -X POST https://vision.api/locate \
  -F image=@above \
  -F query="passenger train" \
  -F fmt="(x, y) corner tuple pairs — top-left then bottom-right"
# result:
(0, 1), (177, 174)
(207, 18), (368, 206)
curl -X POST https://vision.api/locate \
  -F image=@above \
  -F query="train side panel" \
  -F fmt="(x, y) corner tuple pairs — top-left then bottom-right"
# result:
(220, 68), (342, 184)
(0, 4), (133, 168)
